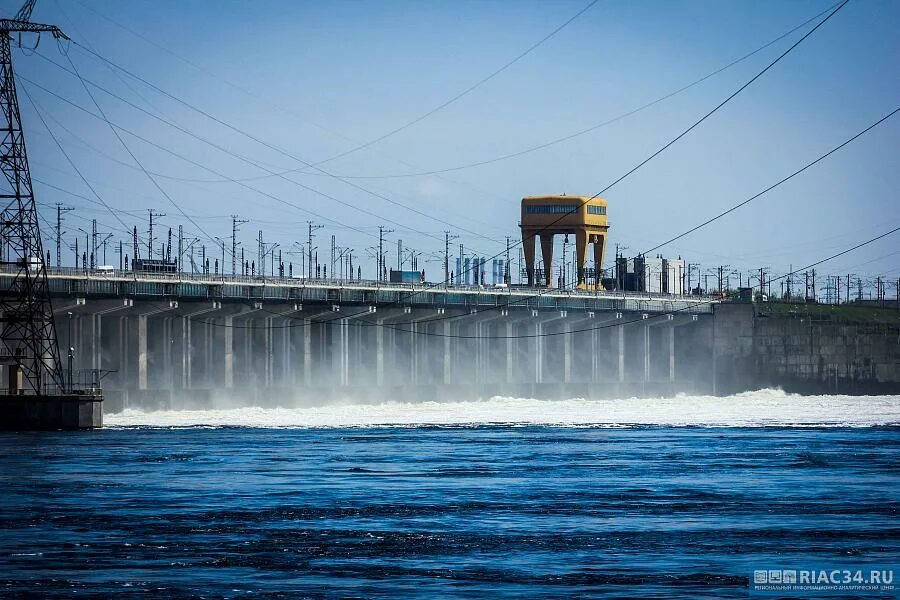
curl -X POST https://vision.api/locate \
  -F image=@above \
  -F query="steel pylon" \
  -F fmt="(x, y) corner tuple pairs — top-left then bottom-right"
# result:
(0, 11), (68, 394)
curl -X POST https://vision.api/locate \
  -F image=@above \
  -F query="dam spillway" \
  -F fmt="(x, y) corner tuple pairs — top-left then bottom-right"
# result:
(1, 269), (716, 410)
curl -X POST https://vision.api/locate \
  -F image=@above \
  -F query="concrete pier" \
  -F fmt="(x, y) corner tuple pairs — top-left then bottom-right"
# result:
(0, 394), (103, 430)
(1, 270), (743, 413)
(61, 297), (714, 412)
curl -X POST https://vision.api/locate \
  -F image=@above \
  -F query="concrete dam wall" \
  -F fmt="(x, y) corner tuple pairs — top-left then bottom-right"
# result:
(52, 297), (716, 412)
(714, 303), (900, 395)
(5, 272), (897, 411)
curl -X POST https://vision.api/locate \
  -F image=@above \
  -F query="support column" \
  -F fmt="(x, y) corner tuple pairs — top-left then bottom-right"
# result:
(224, 316), (233, 388)
(617, 324), (625, 383)
(303, 318), (312, 385)
(523, 230), (536, 287)
(119, 315), (129, 389)
(203, 319), (213, 387)
(563, 322), (573, 383)
(162, 317), (173, 390)
(534, 320), (543, 384)
(244, 317), (253, 386)
(130, 302), (175, 392)
(410, 320), (418, 384)
(643, 321), (651, 382)
(540, 233), (554, 287)
(376, 318), (384, 387)
(575, 229), (587, 287)
(443, 321), (451, 385)
(91, 313), (101, 373)
(138, 314), (148, 390)
(283, 318), (293, 386)
(505, 321), (514, 384)
(264, 316), (275, 387)
(74, 316), (85, 376)
(182, 316), (190, 389)
(593, 234), (606, 290)
(333, 317), (349, 386)
(668, 324), (675, 382)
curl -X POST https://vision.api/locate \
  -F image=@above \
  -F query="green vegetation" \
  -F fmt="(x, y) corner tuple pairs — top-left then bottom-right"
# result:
(758, 301), (900, 324)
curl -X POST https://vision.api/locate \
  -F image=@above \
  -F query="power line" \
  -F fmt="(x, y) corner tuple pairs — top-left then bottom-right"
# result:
(19, 84), (131, 232)
(298, 2), (845, 181)
(19, 74), (380, 242)
(31, 0), (857, 340)
(643, 106), (900, 255)
(71, 0), (598, 172)
(594, 0), (848, 200)
(58, 2), (837, 185)
(62, 52), (230, 258)
(307, 105), (896, 331)
(65, 0), (515, 231)
(30, 51), (496, 249)
(399, 224), (900, 339)
(169, 223), (900, 334)
(192, 98), (895, 334)
(432, 0), (849, 295)
(34, 0), (858, 335)
(166, 0), (851, 334)
(354, 0), (851, 306)
(246, 0), (602, 169)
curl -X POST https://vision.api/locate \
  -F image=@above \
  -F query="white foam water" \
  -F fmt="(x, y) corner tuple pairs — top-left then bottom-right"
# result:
(105, 389), (900, 428)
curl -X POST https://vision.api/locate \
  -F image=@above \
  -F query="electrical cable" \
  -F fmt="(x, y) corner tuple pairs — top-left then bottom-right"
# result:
(31, 0), (855, 336)
(30, 52), (499, 250)
(74, 0), (600, 170)
(643, 105), (900, 255)
(63, 2), (838, 184)
(19, 83), (131, 232)
(84, 0), (856, 334)
(67, 0), (515, 232)
(145, 223), (900, 335)
(40, 0), (845, 266)
(63, 52), (235, 261)
(304, 2), (847, 181)
(19, 75), (381, 241)
(290, 0), (854, 318)
(234, 99), (898, 332)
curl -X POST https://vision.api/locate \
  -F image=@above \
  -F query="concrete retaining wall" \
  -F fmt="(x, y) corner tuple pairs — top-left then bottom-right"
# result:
(713, 303), (900, 395)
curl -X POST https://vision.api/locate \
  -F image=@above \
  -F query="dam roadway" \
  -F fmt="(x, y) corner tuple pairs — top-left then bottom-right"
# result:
(2, 268), (717, 410)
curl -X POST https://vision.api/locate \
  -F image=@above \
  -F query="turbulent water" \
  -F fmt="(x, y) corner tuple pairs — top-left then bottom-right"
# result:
(1, 391), (898, 598)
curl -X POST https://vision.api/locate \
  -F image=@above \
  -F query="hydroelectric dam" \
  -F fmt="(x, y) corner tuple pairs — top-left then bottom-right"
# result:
(3, 269), (720, 412)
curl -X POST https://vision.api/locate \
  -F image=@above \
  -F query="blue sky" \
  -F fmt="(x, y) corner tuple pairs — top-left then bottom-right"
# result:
(9, 0), (900, 289)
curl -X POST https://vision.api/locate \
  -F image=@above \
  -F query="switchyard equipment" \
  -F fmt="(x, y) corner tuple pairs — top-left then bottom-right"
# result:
(520, 195), (609, 289)
(0, 1), (102, 429)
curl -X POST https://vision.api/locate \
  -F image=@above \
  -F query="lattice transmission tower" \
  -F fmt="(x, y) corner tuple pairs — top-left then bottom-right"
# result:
(0, 1), (68, 394)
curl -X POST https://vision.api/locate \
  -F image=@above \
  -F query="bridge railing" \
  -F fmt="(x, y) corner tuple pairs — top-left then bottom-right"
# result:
(0, 266), (716, 312)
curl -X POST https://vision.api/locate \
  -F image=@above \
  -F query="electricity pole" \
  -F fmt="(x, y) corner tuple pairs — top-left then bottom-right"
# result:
(0, 6), (71, 392)
(330, 234), (336, 279)
(307, 221), (323, 279)
(257, 230), (264, 277)
(505, 236), (511, 284)
(90, 219), (97, 269)
(55, 203), (72, 268)
(177, 225), (183, 273)
(444, 231), (458, 288)
(148, 209), (164, 260)
(377, 225), (393, 281)
(231, 215), (247, 276)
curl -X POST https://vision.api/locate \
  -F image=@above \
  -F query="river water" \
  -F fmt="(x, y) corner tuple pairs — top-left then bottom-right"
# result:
(1, 390), (898, 598)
